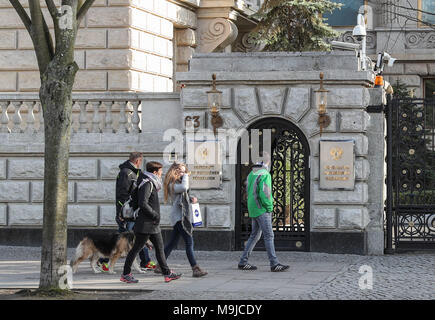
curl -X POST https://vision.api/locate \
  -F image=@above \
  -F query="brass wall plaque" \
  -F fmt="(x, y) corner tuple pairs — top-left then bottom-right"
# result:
(319, 140), (355, 190)
(188, 140), (222, 189)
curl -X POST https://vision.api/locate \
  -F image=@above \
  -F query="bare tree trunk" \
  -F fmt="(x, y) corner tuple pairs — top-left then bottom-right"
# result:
(9, 0), (96, 290)
(39, 58), (78, 289)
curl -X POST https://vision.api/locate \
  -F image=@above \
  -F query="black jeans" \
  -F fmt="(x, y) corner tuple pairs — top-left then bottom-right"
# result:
(117, 218), (151, 266)
(123, 232), (170, 276)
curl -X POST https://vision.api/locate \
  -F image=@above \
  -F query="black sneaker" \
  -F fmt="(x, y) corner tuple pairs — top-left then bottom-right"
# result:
(238, 263), (257, 270)
(165, 271), (182, 283)
(120, 273), (139, 283)
(271, 263), (289, 272)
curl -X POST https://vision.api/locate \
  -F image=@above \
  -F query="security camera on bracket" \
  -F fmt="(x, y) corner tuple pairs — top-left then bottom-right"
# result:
(330, 41), (361, 51)
(374, 52), (397, 88)
(352, 14), (367, 41)
(375, 52), (397, 72)
(352, 13), (368, 71)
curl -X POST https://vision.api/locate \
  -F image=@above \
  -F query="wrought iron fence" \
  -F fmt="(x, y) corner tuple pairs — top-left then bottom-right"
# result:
(386, 96), (435, 251)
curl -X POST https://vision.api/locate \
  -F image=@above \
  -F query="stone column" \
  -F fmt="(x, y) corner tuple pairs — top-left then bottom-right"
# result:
(365, 88), (387, 255)
(175, 28), (197, 73)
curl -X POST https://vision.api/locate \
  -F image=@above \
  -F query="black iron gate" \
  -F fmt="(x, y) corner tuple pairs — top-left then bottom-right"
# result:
(386, 97), (435, 251)
(235, 118), (310, 251)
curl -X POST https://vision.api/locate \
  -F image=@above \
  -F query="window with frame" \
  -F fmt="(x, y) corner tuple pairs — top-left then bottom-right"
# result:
(424, 78), (435, 99)
(324, 0), (365, 27)
(419, 0), (435, 26)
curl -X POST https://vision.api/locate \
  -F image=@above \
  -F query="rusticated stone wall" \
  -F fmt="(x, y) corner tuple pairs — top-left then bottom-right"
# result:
(0, 0), (197, 92)
(0, 91), (238, 237)
(0, 152), (235, 230)
(0, 155), (175, 228)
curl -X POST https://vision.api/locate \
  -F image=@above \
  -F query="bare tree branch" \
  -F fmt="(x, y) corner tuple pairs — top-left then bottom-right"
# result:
(8, 0), (32, 34)
(45, 0), (59, 21)
(383, 8), (435, 30)
(45, 0), (62, 57)
(374, 0), (435, 29)
(77, 0), (95, 26)
(378, 1), (435, 16)
(29, 1), (52, 72)
(42, 12), (55, 58)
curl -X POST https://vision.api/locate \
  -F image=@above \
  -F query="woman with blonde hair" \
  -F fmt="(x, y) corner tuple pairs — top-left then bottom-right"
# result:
(158, 162), (207, 277)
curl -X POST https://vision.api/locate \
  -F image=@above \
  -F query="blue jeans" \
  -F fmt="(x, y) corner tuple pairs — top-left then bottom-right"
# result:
(164, 221), (197, 267)
(118, 219), (151, 266)
(239, 212), (279, 267)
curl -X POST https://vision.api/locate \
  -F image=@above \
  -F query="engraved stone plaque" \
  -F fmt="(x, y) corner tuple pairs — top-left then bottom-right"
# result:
(319, 140), (355, 190)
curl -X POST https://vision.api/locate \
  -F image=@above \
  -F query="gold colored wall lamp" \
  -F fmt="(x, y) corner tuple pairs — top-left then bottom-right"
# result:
(315, 72), (331, 136)
(207, 74), (223, 137)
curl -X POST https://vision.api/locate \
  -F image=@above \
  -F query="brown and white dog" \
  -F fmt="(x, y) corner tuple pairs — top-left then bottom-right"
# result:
(70, 231), (147, 274)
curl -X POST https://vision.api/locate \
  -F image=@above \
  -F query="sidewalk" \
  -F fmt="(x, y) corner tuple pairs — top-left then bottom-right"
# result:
(0, 246), (433, 300)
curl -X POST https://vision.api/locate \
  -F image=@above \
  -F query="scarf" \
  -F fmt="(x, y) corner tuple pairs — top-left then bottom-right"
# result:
(179, 190), (193, 236)
(143, 171), (162, 191)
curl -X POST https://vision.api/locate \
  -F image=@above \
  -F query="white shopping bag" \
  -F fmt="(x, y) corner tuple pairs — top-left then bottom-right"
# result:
(191, 203), (202, 227)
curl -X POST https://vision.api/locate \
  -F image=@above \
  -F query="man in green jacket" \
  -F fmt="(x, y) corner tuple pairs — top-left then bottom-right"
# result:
(238, 152), (289, 272)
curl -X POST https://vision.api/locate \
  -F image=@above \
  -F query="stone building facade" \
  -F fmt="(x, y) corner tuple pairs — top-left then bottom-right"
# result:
(0, 1), (432, 95)
(331, 0), (435, 99)
(0, 0), (261, 92)
(0, 0), (432, 254)
(0, 52), (386, 255)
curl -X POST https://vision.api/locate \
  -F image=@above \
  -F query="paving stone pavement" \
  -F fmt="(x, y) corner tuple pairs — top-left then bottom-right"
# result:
(0, 246), (433, 300)
(299, 253), (435, 300)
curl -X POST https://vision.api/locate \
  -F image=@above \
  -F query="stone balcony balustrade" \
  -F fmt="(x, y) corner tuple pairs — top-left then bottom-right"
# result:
(0, 92), (180, 135)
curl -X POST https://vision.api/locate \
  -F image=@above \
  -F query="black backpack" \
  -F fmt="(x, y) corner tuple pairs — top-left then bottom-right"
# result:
(119, 170), (139, 220)
(122, 174), (153, 220)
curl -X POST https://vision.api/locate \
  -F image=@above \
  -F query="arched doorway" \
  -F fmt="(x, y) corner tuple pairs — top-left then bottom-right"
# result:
(235, 117), (311, 251)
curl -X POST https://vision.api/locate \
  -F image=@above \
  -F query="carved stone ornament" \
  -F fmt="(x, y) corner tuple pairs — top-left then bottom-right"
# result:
(198, 18), (238, 53)
(233, 32), (265, 52)
(405, 32), (435, 49)
(334, 31), (377, 50)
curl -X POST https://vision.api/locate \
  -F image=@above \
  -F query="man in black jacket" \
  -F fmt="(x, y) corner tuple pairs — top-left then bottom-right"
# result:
(120, 161), (181, 284)
(98, 153), (156, 272)
(115, 153), (143, 226)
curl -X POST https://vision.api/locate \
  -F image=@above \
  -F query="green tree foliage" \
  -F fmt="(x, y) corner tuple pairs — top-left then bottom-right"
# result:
(250, 0), (343, 52)
(391, 78), (412, 99)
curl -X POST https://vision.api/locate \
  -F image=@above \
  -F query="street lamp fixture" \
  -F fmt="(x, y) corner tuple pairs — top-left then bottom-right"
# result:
(207, 73), (223, 136)
(315, 72), (331, 136)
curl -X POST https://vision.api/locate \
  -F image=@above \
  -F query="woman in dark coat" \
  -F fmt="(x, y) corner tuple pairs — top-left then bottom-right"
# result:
(120, 161), (181, 284)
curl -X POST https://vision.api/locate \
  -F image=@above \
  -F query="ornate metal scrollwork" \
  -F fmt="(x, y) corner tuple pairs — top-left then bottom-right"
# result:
(271, 130), (307, 233)
(391, 98), (435, 247)
(237, 118), (310, 251)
